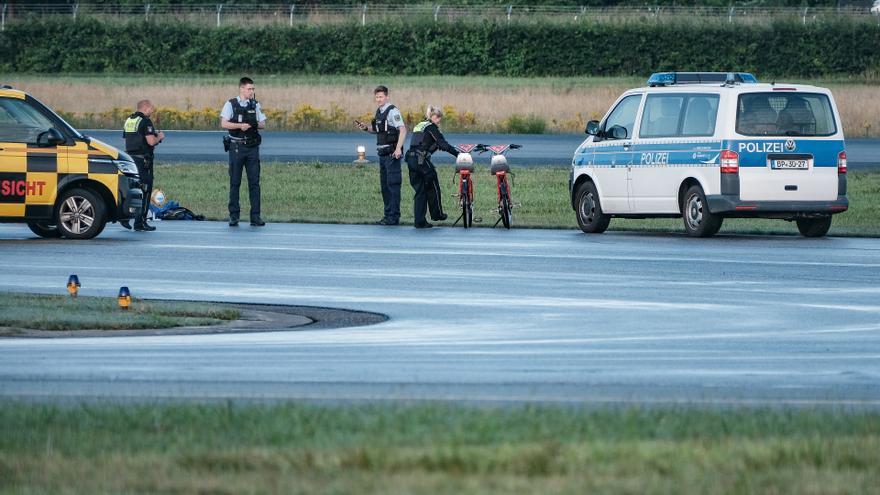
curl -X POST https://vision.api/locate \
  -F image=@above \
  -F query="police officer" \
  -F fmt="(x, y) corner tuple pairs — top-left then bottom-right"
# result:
(121, 99), (164, 231)
(221, 77), (266, 227)
(356, 85), (407, 226)
(406, 105), (458, 229)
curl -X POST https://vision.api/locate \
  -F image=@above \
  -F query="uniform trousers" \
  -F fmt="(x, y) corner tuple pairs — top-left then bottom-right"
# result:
(407, 151), (444, 226)
(131, 154), (153, 226)
(378, 152), (401, 222)
(228, 143), (261, 221)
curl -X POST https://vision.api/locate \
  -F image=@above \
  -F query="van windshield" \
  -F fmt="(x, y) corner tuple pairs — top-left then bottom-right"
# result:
(736, 92), (837, 137)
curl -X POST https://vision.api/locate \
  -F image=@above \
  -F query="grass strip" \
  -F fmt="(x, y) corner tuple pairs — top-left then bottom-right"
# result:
(157, 163), (880, 237)
(0, 293), (239, 331)
(0, 402), (878, 494)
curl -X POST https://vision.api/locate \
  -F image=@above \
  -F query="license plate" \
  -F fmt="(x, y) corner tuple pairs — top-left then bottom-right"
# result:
(771, 159), (810, 170)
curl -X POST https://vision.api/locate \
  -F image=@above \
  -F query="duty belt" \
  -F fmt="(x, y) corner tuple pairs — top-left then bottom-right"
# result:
(229, 136), (259, 147)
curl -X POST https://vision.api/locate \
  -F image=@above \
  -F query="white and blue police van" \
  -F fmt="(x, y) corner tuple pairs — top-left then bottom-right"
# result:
(569, 72), (848, 237)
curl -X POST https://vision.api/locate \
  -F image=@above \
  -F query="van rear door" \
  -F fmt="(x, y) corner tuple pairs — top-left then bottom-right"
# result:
(733, 91), (841, 202)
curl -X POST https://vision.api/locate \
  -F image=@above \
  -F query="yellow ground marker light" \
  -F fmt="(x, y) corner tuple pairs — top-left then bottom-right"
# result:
(117, 286), (131, 310)
(66, 275), (80, 297)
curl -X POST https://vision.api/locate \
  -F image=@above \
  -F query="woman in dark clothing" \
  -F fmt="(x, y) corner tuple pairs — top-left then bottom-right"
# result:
(406, 105), (459, 228)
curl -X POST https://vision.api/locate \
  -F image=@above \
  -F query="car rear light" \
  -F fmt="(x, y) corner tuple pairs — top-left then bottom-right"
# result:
(721, 150), (739, 174)
(837, 151), (847, 174)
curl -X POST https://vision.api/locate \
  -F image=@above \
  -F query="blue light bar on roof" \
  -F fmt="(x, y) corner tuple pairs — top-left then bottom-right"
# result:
(647, 72), (757, 86)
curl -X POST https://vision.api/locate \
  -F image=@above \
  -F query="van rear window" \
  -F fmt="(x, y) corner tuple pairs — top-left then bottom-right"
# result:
(736, 92), (837, 137)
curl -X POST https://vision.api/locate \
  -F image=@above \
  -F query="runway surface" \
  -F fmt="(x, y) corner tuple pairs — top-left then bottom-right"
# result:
(1, 222), (879, 407)
(84, 130), (880, 169)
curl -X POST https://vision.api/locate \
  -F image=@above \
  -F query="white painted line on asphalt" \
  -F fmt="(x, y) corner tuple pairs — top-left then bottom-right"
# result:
(144, 243), (880, 269)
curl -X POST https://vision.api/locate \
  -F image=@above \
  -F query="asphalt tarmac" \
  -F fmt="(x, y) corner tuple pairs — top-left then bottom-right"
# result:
(1, 222), (879, 407)
(83, 130), (880, 169)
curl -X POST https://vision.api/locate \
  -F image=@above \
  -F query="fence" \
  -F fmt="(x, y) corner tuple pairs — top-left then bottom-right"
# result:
(1, 3), (878, 29)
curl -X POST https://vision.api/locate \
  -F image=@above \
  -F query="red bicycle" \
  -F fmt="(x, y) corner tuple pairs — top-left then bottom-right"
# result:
(452, 144), (479, 228)
(476, 144), (521, 229)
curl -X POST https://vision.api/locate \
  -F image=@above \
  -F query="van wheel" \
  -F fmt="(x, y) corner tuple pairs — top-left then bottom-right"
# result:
(55, 188), (107, 240)
(796, 216), (832, 238)
(26, 221), (62, 238)
(575, 181), (610, 234)
(682, 185), (723, 237)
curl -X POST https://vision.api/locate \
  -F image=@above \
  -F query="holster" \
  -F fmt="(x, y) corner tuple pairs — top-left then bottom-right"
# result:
(223, 135), (231, 152)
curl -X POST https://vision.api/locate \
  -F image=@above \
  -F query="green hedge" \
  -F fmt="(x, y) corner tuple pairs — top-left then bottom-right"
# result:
(1, 19), (878, 76)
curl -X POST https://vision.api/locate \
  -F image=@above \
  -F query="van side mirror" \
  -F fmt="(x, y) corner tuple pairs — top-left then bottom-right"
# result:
(585, 120), (600, 136)
(36, 128), (66, 147)
(607, 125), (628, 140)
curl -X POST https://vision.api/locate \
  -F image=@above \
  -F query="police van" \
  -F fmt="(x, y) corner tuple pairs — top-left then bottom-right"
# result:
(0, 86), (142, 239)
(569, 72), (848, 237)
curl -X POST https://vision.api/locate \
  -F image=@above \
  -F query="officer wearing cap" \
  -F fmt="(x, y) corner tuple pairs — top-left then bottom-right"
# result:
(356, 85), (407, 226)
(121, 99), (164, 231)
(221, 77), (266, 227)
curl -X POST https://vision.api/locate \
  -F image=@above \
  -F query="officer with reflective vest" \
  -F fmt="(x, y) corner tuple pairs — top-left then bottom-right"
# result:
(121, 99), (164, 231)
(220, 77), (266, 227)
(356, 85), (407, 226)
(405, 105), (458, 229)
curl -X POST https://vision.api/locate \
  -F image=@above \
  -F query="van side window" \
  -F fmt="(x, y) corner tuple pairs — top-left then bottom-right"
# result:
(0, 98), (57, 143)
(737, 93), (836, 137)
(640, 94), (719, 138)
(603, 94), (642, 140)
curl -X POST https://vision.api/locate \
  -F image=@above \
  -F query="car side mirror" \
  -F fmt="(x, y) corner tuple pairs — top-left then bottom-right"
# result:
(607, 125), (628, 140)
(585, 120), (600, 136)
(36, 128), (66, 147)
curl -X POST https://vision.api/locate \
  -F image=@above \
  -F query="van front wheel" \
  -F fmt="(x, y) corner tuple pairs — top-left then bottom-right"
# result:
(55, 188), (107, 240)
(682, 185), (723, 237)
(796, 216), (832, 238)
(575, 181), (610, 234)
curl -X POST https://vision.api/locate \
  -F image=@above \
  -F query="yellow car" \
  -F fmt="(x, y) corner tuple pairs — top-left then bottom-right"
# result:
(0, 85), (142, 239)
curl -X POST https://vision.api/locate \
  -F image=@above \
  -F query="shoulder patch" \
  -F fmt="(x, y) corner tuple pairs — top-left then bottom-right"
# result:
(394, 114), (402, 122)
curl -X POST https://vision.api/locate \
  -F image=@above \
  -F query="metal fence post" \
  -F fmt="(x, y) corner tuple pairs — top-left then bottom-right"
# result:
(72, 3), (78, 22)
(1, 4), (6, 32)
(217, 4), (223, 27)
(434, 4), (440, 22)
(145, 4), (151, 22)
(728, 6), (734, 23)
(507, 5), (512, 23)
(289, 4), (295, 27)
(361, 4), (367, 26)
(802, 6), (808, 25)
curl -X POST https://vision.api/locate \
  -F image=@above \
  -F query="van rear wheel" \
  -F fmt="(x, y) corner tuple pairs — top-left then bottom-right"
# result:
(26, 221), (62, 238)
(55, 188), (107, 240)
(682, 185), (723, 237)
(796, 216), (832, 238)
(575, 181), (610, 234)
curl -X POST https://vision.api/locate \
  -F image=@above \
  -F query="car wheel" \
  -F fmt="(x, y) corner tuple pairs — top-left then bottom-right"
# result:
(682, 185), (723, 237)
(796, 216), (832, 238)
(55, 187), (107, 240)
(26, 220), (62, 238)
(575, 181), (610, 234)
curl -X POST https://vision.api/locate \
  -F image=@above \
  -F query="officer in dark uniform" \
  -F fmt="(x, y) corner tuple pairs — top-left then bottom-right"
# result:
(121, 99), (164, 231)
(356, 85), (406, 226)
(406, 105), (458, 229)
(221, 77), (266, 227)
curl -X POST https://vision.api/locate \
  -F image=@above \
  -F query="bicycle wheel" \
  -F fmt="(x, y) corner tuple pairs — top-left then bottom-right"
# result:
(462, 178), (473, 228)
(499, 180), (512, 229)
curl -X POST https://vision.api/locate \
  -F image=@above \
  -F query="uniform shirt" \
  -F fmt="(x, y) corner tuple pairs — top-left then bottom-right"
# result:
(221, 97), (267, 124)
(123, 112), (159, 155)
(376, 103), (404, 151)
(378, 103), (404, 130)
